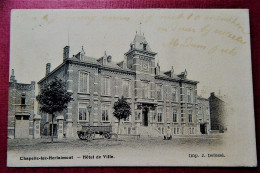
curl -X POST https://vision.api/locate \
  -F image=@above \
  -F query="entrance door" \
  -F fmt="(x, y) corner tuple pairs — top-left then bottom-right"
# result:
(200, 123), (206, 134)
(49, 124), (57, 136)
(15, 115), (30, 138)
(143, 108), (148, 126)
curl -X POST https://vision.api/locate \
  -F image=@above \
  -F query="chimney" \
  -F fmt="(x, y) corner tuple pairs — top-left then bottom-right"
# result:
(46, 63), (51, 76)
(171, 66), (174, 77)
(31, 81), (36, 90)
(10, 69), (16, 83)
(155, 63), (160, 75)
(63, 46), (70, 60)
(184, 69), (187, 78)
(210, 92), (215, 97)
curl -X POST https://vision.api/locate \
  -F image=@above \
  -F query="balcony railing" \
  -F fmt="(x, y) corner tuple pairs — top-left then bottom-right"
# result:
(14, 104), (31, 115)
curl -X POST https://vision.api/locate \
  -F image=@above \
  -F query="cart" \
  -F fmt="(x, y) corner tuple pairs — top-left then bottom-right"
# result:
(77, 125), (113, 140)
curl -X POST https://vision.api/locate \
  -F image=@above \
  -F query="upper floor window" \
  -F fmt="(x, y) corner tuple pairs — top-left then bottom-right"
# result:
(21, 93), (26, 105)
(102, 76), (111, 96)
(149, 83), (153, 99)
(181, 107), (185, 123)
(180, 87), (184, 102)
(165, 85), (170, 101)
(187, 88), (192, 103)
(156, 84), (163, 100)
(114, 78), (120, 96)
(206, 107), (209, 115)
(172, 86), (177, 102)
(188, 110), (192, 123)
(199, 106), (202, 114)
(78, 71), (89, 93)
(142, 81), (149, 99)
(123, 79), (130, 98)
(173, 109), (177, 122)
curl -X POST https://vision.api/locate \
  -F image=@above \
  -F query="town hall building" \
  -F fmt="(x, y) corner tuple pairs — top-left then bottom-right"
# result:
(38, 32), (210, 138)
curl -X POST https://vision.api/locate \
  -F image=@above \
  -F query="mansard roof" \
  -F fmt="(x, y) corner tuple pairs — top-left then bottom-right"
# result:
(155, 70), (199, 84)
(73, 54), (101, 65)
(38, 33), (198, 85)
(155, 70), (180, 81)
(197, 96), (209, 101)
(72, 53), (132, 71)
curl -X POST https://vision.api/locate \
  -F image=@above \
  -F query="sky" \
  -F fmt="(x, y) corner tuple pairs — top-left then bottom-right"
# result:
(10, 9), (252, 98)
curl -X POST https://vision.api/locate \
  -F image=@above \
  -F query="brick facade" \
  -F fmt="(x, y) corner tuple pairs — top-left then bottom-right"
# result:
(8, 69), (35, 138)
(38, 33), (210, 138)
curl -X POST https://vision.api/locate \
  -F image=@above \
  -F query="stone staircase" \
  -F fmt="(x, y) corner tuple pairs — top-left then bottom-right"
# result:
(137, 126), (164, 138)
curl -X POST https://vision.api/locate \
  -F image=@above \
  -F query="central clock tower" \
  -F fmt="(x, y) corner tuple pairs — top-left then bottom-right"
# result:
(124, 32), (157, 102)
(125, 33), (157, 74)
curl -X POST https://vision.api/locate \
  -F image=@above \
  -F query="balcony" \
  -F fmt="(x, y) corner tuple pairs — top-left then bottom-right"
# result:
(14, 104), (31, 116)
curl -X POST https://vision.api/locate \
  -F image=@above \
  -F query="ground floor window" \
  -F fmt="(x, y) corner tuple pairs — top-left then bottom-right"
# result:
(153, 112), (156, 121)
(102, 104), (110, 122)
(189, 127), (195, 134)
(157, 108), (163, 122)
(123, 127), (131, 134)
(158, 127), (164, 134)
(173, 127), (180, 134)
(78, 103), (88, 121)
(135, 111), (141, 121)
(123, 116), (130, 122)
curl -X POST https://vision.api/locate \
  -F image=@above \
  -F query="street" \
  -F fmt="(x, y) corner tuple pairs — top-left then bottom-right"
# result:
(7, 134), (228, 167)
(8, 134), (224, 153)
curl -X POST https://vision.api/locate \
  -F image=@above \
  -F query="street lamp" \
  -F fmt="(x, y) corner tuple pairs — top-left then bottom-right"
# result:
(87, 105), (92, 127)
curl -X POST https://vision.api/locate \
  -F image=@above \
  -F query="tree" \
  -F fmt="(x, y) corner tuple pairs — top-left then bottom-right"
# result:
(36, 76), (73, 142)
(113, 96), (131, 139)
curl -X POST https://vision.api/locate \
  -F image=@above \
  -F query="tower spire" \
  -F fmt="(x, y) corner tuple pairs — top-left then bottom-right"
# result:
(68, 32), (70, 46)
(139, 22), (142, 35)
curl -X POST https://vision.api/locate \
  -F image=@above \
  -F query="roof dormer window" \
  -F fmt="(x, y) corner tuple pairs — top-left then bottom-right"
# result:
(130, 43), (134, 50)
(143, 43), (147, 50)
(80, 46), (85, 61)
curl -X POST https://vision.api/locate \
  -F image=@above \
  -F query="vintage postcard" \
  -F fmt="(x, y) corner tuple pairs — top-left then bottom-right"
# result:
(7, 9), (257, 167)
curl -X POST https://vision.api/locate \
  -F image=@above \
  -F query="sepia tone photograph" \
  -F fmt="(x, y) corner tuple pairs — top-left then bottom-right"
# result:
(7, 9), (257, 167)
